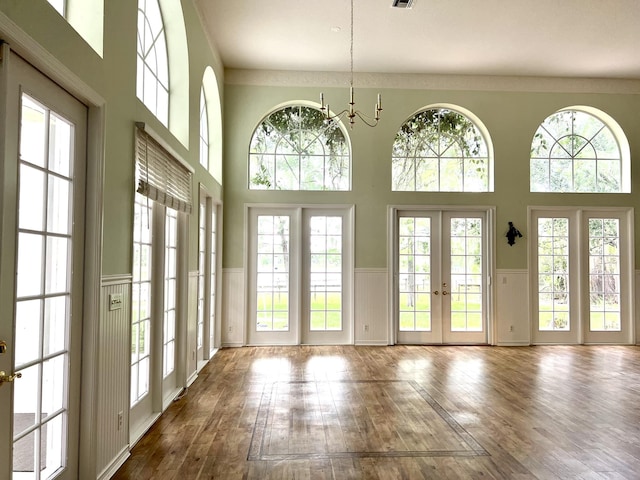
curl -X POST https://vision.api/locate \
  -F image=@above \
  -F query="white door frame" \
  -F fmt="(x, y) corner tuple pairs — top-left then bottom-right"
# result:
(244, 203), (355, 346)
(0, 34), (105, 479)
(529, 206), (635, 344)
(387, 205), (496, 345)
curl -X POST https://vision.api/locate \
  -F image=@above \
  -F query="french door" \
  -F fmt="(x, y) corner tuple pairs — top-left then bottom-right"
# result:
(392, 208), (491, 344)
(0, 52), (87, 479)
(246, 206), (353, 345)
(530, 208), (633, 344)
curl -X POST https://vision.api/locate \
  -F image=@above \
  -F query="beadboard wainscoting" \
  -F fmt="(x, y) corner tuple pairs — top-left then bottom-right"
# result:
(97, 275), (132, 480)
(222, 268), (245, 346)
(354, 268), (389, 345)
(636, 270), (640, 345)
(186, 271), (199, 385)
(494, 269), (530, 345)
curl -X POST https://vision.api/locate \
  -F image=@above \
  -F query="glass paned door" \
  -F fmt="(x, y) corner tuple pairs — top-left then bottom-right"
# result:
(302, 209), (352, 345)
(247, 206), (353, 345)
(395, 209), (488, 345)
(442, 213), (487, 344)
(162, 208), (178, 400)
(531, 209), (632, 344)
(247, 210), (298, 345)
(0, 53), (87, 479)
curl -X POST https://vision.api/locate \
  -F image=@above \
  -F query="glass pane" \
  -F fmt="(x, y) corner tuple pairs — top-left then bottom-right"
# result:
(44, 296), (68, 356)
(13, 429), (37, 476)
(47, 175), (71, 235)
(588, 218), (621, 331)
(45, 236), (70, 294)
(49, 113), (73, 177)
(42, 354), (66, 418)
(20, 95), (46, 168)
(19, 164), (45, 231)
(13, 364), (40, 437)
(17, 233), (44, 298)
(41, 413), (65, 478)
(15, 300), (42, 367)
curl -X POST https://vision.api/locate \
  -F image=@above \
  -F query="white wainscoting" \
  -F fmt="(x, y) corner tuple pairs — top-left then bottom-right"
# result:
(494, 269), (530, 345)
(97, 275), (132, 479)
(222, 268), (245, 346)
(635, 270), (640, 345)
(354, 269), (389, 345)
(186, 271), (199, 384)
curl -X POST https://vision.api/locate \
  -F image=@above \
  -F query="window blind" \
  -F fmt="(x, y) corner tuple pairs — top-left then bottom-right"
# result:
(135, 126), (193, 214)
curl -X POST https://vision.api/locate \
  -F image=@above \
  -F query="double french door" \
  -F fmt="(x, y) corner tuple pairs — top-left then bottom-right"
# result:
(392, 208), (491, 344)
(246, 206), (353, 345)
(530, 208), (633, 344)
(0, 51), (87, 479)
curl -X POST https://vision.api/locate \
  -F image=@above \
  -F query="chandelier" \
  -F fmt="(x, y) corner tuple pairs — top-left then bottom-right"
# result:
(320, 0), (382, 128)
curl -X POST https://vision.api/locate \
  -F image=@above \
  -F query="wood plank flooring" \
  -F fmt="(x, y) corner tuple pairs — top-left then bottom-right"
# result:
(113, 345), (640, 479)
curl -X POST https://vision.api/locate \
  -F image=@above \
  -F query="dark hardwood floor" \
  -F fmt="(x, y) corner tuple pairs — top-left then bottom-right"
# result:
(113, 345), (640, 479)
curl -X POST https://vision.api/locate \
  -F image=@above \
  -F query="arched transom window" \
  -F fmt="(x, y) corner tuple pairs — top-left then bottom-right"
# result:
(249, 105), (350, 190)
(530, 108), (627, 193)
(392, 107), (491, 192)
(136, 0), (169, 125)
(199, 86), (209, 169)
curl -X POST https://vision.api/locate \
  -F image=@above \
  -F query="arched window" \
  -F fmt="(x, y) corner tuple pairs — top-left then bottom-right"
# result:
(392, 106), (492, 192)
(249, 105), (350, 191)
(136, 0), (169, 126)
(201, 66), (222, 182)
(199, 86), (209, 169)
(47, 0), (65, 15)
(530, 108), (629, 193)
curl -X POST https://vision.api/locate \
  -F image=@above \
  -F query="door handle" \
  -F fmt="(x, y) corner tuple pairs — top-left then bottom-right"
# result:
(432, 290), (439, 295)
(442, 291), (449, 295)
(0, 370), (21, 386)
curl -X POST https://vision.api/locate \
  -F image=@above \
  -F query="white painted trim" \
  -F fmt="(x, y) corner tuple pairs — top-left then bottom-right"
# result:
(101, 274), (133, 286)
(129, 412), (162, 449)
(223, 267), (244, 274)
(97, 448), (130, 480)
(221, 342), (244, 348)
(355, 268), (387, 274)
(0, 11), (105, 106)
(355, 341), (389, 346)
(224, 69), (640, 94)
(186, 371), (198, 387)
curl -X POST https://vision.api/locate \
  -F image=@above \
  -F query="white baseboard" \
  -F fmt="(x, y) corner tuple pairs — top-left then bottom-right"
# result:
(98, 447), (129, 480)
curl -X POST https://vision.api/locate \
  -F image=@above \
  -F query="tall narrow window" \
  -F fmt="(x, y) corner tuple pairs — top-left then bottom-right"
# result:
(131, 193), (153, 405)
(249, 105), (350, 190)
(136, 0), (169, 125)
(209, 207), (217, 353)
(197, 201), (206, 350)
(163, 208), (178, 377)
(256, 215), (290, 331)
(530, 108), (628, 193)
(392, 107), (492, 192)
(537, 217), (571, 331)
(199, 87), (209, 169)
(309, 216), (342, 331)
(588, 218), (621, 331)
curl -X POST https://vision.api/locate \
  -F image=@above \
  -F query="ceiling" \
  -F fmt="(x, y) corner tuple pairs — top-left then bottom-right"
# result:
(195, 0), (640, 80)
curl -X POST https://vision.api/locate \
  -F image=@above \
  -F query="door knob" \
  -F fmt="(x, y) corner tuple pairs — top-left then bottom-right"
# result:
(442, 291), (449, 295)
(432, 290), (439, 295)
(0, 341), (6, 354)
(0, 370), (21, 386)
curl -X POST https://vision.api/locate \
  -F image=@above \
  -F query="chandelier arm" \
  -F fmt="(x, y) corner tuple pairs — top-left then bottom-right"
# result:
(354, 110), (380, 128)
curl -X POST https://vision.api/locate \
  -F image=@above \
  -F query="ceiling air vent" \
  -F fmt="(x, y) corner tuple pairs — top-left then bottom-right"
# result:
(392, 0), (414, 8)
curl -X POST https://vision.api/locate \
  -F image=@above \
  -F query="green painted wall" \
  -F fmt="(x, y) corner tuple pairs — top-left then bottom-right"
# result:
(0, 0), (224, 275)
(223, 83), (640, 269)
